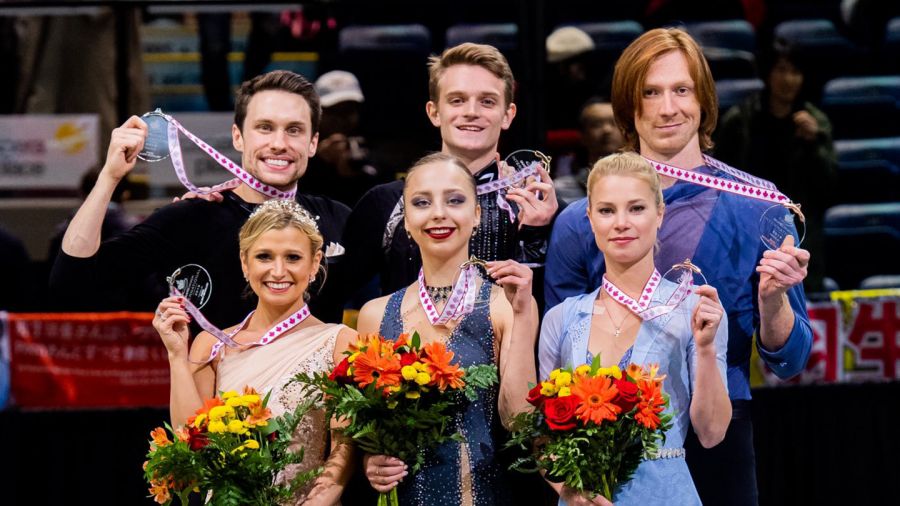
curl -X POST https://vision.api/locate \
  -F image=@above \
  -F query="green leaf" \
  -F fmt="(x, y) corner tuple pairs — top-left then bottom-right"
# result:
(411, 331), (421, 349)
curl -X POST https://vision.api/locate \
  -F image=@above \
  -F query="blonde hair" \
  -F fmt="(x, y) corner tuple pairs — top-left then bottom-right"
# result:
(586, 152), (664, 211)
(239, 199), (325, 299)
(428, 43), (515, 107)
(403, 152), (475, 199)
(611, 28), (718, 152)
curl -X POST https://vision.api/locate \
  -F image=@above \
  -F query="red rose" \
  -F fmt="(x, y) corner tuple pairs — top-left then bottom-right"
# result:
(613, 379), (639, 412)
(187, 426), (209, 451)
(543, 396), (580, 431)
(526, 384), (545, 407)
(329, 357), (351, 384)
(400, 352), (418, 367)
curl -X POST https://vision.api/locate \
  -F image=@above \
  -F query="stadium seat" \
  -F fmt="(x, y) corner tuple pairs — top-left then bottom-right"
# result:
(834, 137), (900, 203)
(774, 19), (866, 86)
(859, 275), (900, 289)
(702, 47), (757, 80)
(445, 23), (518, 51)
(822, 76), (900, 139)
(885, 17), (900, 72)
(716, 78), (764, 112)
(686, 19), (756, 53)
(562, 20), (643, 71)
(824, 203), (900, 289)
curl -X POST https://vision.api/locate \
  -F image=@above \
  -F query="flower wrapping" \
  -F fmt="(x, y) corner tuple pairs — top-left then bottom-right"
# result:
(142, 387), (318, 505)
(293, 332), (498, 505)
(506, 358), (673, 501)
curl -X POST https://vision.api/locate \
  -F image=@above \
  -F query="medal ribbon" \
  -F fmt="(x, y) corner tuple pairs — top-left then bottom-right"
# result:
(644, 155), (791, 205)
(163, 115), (297, 200)
(476, 162), (540, 222)
(601, 269), (694, 321)
(417, 265), (479, 326)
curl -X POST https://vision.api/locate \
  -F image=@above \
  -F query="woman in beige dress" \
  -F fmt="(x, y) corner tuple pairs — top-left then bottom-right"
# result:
(153, 198), (355, 505)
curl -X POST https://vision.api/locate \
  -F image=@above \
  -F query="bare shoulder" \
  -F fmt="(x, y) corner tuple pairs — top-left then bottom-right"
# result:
(333, 326), (359, 359)
(357, 294), (393, 335)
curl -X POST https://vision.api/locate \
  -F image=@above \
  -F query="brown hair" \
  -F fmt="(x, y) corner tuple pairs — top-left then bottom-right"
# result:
(586, 152), (664, 211)
(611, 28), (718, 152)
(427, 43), (515, 107)
(239, 199), (324, 301)
(234, 70), (322, 135)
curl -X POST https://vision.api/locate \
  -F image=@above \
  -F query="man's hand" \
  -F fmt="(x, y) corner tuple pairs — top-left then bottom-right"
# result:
(793, 110), (819, 142)
(757, 235), (809, 302)
(505, 165), (559, 227)
(103, 115), (148, 183)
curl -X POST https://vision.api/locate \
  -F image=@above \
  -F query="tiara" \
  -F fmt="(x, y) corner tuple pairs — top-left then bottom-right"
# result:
(249, 199), (320, 231)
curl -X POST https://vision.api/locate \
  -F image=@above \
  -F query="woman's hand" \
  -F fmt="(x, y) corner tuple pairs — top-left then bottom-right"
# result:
(152, 296), (191, 359)
(691, 285), (724, 349)
(363, 454), (407, 493)
(485, 260), (533, 314)
(559, 485), (615, 506)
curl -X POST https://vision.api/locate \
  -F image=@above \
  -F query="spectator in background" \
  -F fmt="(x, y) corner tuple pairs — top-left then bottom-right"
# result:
(554, 97), (625, 202)
(715, 40), (837, 293)
(302, 70), (383, 207)
(544, 26), (598, 130)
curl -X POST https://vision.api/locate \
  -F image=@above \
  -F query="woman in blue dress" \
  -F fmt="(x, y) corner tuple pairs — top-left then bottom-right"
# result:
(353, 152), (538, 505)
(539, 152), (732, 505)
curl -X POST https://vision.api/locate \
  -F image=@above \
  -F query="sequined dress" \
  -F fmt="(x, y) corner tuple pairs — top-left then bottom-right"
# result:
(216, 322), (344, 505)
(379, 281), (510, 506)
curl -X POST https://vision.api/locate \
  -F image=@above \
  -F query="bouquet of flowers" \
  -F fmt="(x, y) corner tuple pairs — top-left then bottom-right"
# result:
(143, 387), (318, 505)
(294, 332), (498, 506)
(506, 358), (673, 501)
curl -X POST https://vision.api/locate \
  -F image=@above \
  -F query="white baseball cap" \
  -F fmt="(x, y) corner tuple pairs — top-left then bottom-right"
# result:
(315, 70), (365, 107)
(546, 27), (595, 63)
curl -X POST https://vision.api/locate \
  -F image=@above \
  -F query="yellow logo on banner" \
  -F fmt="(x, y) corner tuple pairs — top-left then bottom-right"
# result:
(53, 122), (87, 155)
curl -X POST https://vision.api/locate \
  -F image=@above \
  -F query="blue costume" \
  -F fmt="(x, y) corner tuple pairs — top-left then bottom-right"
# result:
(379, 281), (509, 505)
(540, 280), (728, 504)
(545, 164), (812, 505)
(545, 165), (812, 399)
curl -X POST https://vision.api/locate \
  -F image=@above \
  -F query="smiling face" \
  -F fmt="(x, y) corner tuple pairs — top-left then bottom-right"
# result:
(232, 90), (319, 190)
(240, 226), (322, 309)
(587, 174), (663, 267)
(426, 64), (516, 170)
(634, 51), (702, 161)
(403, 160), (480, 260)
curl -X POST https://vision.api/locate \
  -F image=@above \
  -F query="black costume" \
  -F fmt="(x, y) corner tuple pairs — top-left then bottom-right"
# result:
(49, 191), (349, 325)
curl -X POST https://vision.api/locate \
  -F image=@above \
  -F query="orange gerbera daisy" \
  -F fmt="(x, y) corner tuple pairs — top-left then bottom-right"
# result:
(634, 379), (667, 429)
(421, 341), (465, 391)
(571, 374), (621, 426)
(353, 336), (402, 389)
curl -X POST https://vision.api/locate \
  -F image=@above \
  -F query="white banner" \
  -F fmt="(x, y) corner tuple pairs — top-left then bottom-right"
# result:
(0, 114), (99, 189)
(136, 112), (241, 187)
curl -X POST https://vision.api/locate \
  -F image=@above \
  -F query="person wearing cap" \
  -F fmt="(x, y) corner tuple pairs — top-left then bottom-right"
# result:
(545, 26), (600, 130)
(303, 70), (384, 207)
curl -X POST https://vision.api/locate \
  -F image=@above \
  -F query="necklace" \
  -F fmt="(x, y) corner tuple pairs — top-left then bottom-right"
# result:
(425, 285), (453, 304)
(599, 293), (630, 338)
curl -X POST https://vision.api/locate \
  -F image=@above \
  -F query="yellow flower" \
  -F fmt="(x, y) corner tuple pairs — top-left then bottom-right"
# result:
(388, 385), (402, 393)
(221, 390), (239, 400)
(228, 420), (246, 434)
(193, 413), (207, 428)
(387, 400), (398, 409)
(554, 371), (572, 387)
(540, 381), (559, 396)
(413, 361), (428, 372)
(243, 439), (260, 450)
(348, 352), (360, 363)
(575, 364), (591, 376)
(401, 365), (418, 381)
(415, 372), (431, 386)
(225, 396), (243, 407)
(405, 391), (421, 399)
(240, 394), (260, 406)
(558, 386), (572, 397)
(208, 405), (234, 421)
(208, 420), (227, 433)
(596, 365), (622, 380)
(549, 369), (560, 381)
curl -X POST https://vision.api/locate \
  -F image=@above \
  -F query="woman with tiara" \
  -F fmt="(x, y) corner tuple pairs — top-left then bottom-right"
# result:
(154, 199), (355, 505)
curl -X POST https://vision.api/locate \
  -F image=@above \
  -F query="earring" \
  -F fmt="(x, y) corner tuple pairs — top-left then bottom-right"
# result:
(309, 274), (315, 283)
(405, 229), (412, 241)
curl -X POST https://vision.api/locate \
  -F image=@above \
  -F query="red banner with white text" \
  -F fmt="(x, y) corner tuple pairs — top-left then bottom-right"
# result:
(6, 312), (168, 408)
